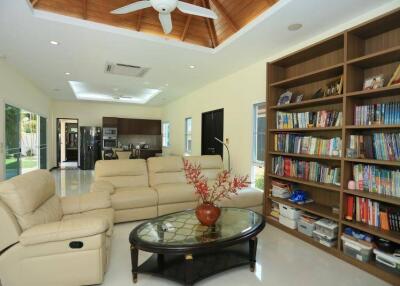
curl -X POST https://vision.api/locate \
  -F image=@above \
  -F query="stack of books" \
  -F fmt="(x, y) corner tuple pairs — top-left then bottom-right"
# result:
(276, 110), (342, 129)
(354, 102), (400, 126)
(347, 133), (400, 160)
(346, 196), (400, 231)
(272, 156), (341, 186)
(271, 180), (292, 198)
(352, 164), (400, 197)
(274, 134), (342, 156)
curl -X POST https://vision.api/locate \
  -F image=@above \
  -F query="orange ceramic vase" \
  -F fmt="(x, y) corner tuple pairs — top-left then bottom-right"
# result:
(195, 203), (221, 226)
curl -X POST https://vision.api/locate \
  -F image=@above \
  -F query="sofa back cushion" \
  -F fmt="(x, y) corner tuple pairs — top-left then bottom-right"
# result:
(95, 159), (149, 188)
(147, 156), (186, 186)
(0, 170), (62, 230)
(0, 200), (21, 252)
(185, 155), (223, 180)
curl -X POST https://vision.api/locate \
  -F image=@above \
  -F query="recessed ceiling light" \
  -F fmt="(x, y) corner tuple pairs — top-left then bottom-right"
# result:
(65, 72), (71, 76)
(165, 83), (169, 87)
(189, 65), (196, 69)
(113, 88), (119, 91)
(50, 41), (59, 46)
(288, 23), (303, 31)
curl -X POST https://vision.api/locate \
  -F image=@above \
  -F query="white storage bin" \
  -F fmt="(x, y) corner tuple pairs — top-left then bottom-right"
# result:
(374, 249), (400, 274)
(341, 235), (373, 262)
(312, 230), (337, 248)
(315, 219), (338, 238)
(279, 203), (303, 220)
(279, 215), (297, 229)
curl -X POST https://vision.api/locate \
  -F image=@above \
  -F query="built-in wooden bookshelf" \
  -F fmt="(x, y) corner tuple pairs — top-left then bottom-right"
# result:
(265, 8), (400, 286)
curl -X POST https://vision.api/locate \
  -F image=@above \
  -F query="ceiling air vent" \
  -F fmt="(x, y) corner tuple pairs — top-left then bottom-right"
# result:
(105, 62), (150, 78)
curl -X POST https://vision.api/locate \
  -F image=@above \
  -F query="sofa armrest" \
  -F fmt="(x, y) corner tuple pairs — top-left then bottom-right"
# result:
(90, 181), (115, 195)
(61, 191), (111, 216)
(20, 217), (109, 246)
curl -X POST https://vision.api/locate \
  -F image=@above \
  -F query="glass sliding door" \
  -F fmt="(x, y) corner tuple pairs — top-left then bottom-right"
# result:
(5, 104), (21, 179)
(39, 116), (47, 169)
(4, 104), (46, 179)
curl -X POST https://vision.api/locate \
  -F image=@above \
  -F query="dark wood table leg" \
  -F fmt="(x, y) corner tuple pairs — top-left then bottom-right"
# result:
(130, 245), (139, 283)
(249, 237), (258, 272)
(184, 254), (194, 286)
(158, 254), (165, 270)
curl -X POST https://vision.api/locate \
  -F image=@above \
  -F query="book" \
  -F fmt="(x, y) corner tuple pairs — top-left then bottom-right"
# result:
(276, 110), (342, 129)
(274, 134), (342, 157)
(354, 102), (400, 126)
(272, 156), (341, 186)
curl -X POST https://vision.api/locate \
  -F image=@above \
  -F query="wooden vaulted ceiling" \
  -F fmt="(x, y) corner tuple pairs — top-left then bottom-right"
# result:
(30, 0), (278, 48)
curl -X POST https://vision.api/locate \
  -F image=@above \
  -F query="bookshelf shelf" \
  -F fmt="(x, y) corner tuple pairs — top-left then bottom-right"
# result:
(266, 8), (400, 285)
(345, 125), (400, 130)
(268, 196), (339, 221)
(269, 95), (343, 110)
(269, 127), (342, 132)
(347, 45), (400, 68)
(344, 158), (400, 167)
(346, 85), (400, 99)
(268, 174), (341, 192)
(269, 151), (342, 161)
(343, 189), (400, 206)
(270, 64), (344, 88)
(342, 221), (400, 245)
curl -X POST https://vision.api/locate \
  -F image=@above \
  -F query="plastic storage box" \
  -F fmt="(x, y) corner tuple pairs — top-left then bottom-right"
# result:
(374, 249), (400, 274)
(312, 230), (337, 247)
(279, 215), (297, 229)
(341, 235), (373, 262)
(297, 214), (318, 237)
(315, 219), (338, 238)
(279, 203), (303, 220)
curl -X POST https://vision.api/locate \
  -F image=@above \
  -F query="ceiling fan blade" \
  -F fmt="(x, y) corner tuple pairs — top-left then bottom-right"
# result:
(159, 13), (173, 34)
(111, 1), (152, 14)
(176, 1), (217, 19)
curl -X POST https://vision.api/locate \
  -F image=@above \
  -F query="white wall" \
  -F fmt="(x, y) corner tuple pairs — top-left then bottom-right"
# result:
(0, 59), (52, 180)
(50, 100), (162, 167)
(161, 2), (400, 178)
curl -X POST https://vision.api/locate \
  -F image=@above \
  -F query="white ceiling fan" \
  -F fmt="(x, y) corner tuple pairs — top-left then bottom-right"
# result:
(111, 0), (218, 34)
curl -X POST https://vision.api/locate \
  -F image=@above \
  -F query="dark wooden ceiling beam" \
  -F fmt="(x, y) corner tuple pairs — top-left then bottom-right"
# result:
(31, 0), (40, 7)
(136, 10), (143, 31)
(201, 0), (218, 48)
(82, 0), (88, 19)
(181, 0), (197, 41)
(210, 0), (238, 31)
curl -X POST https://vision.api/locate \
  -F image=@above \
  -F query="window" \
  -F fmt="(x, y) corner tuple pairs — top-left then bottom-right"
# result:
(252, 102), (266, 190)
(162, 122), (170, 147)
(185, 117), (192, 154)
(5, 104), (47, 179)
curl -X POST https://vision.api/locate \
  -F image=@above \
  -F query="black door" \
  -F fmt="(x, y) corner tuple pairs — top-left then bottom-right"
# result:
(201, 109), (224, 158)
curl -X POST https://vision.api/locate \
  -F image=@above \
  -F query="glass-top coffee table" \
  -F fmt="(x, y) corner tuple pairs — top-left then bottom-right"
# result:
(129, 208), (265, 285)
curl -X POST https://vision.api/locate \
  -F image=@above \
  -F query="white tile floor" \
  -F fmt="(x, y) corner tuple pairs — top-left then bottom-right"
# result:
(52, 169), (390, 286)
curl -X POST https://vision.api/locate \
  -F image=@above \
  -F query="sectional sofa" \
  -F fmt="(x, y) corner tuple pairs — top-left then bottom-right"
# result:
(0, 155), (263, 285)
(91, 155), (264, 222)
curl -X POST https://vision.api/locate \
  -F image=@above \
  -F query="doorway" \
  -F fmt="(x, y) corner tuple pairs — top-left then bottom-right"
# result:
(201, 108), (224, 158)
(5, 104), (47, 179)
(57, 118), (79, 169)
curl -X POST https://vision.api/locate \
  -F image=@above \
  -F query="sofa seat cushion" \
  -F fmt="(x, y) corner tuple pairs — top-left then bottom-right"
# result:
(219, 188), (263, 208)
(155, 183), (197, 205)
(20, 217), (109, 246)
(63, 208), (114, 236)
(112, 187), (158, 210)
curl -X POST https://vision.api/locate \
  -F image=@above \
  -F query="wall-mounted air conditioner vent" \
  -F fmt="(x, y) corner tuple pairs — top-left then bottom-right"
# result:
(105, 62), (150, 78)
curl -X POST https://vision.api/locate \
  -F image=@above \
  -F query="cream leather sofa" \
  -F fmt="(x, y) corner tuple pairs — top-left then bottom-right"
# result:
(0, 170), (113, 286)
(92, 155), (263, 222)
(92, 159), (158, 223)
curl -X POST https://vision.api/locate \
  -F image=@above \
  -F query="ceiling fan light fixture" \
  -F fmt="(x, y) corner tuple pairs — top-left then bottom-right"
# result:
(50, 40), (59, 46)
(189, 65), (196, 69)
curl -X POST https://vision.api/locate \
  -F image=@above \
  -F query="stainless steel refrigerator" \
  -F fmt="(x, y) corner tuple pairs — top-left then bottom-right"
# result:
(79, 126), (102, 170)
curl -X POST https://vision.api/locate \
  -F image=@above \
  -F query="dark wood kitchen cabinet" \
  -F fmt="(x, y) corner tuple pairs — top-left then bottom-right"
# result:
(102, 117), (118, 128)
(118, 118), (161, 135)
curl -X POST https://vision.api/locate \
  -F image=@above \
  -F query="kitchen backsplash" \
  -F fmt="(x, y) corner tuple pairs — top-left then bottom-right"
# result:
(118, 135), (161, 149)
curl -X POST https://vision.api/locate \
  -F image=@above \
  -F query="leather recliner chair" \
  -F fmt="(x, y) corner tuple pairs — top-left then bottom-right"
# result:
(0, 170), (114, 286)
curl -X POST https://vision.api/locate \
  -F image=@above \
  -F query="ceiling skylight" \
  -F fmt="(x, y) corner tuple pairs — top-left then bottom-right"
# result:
(69, 81), (161, 104)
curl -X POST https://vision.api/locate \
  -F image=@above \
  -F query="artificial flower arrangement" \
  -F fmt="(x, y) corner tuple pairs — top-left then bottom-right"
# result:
(183, 159), (249, 226)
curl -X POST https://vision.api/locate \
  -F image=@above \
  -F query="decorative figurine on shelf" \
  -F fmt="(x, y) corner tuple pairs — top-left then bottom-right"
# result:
(348, 180), (356, 190)
(183, 160), (248, 226)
